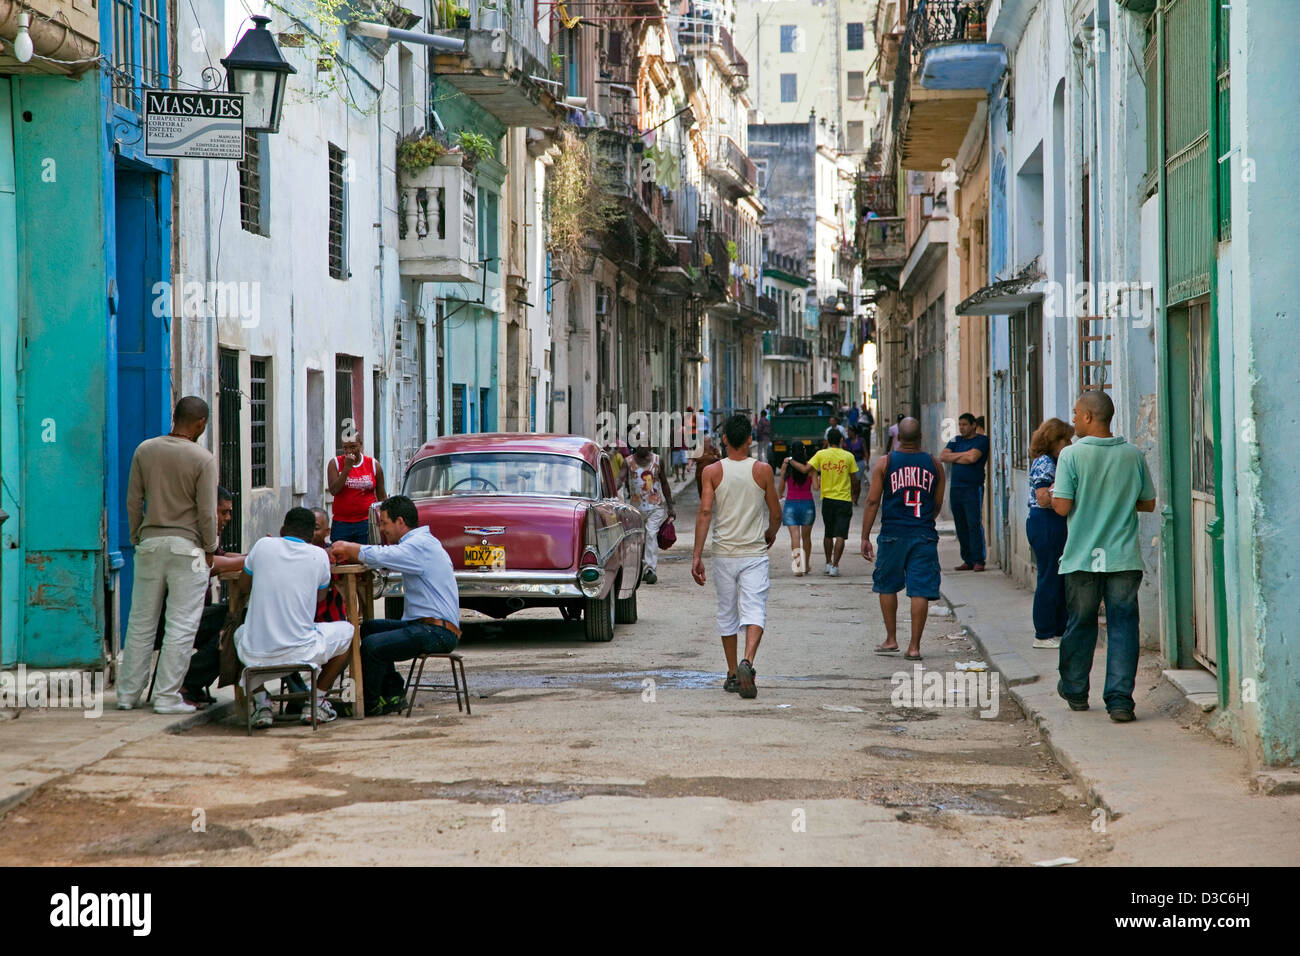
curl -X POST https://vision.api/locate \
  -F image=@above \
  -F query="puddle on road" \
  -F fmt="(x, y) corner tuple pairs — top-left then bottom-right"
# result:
(859, 780), (1073, 818)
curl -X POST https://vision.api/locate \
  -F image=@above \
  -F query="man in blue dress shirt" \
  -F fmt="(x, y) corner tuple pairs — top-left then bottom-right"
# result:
(330, 495), (460, 715)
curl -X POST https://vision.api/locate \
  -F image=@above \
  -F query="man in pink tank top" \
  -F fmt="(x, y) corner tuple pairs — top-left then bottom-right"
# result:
(692, 413), (782, 699)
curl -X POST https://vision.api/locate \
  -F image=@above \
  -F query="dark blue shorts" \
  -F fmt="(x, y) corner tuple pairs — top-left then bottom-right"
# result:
(872, 533), (941, 599)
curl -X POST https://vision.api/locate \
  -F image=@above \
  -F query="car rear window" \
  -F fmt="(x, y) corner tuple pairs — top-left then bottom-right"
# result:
(779, 403), (833, 417)
(403, 453), (598, 499)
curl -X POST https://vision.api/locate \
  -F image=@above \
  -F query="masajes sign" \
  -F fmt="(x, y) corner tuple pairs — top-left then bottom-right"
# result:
(144, 89), (245, 160)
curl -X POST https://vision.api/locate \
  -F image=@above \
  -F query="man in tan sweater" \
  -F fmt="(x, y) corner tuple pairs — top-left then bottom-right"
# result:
(117, 396), (220, 714)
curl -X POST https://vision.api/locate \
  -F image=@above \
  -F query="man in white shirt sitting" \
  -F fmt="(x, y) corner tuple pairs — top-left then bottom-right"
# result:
(236, 507), (355, 728)
(330, 495), (460, 716)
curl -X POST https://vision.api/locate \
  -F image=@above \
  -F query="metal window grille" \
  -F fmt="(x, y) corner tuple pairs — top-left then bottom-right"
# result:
(846, 22), (864, 51)
(335, 355), (355, 447)
(113, 0), (135, 108)
(217, 349), (243, 552)
(1009, 313), (1028, 469)
(1077, 315), (1112, 392)
(452, 384), (466, 435)
(239, 132), (266, 235)
(328, 144), (347, 279)
(250, 357), (269, 488)
(140, 0), (160, 87)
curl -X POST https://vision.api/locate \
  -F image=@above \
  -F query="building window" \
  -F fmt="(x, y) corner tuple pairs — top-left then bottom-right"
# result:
(328, 144), (347, 279)
(250, 357), (269, 488)
(111, 0), (164, 111)
(217, 348), (243, 551)
(779, 25), (798, 53)
(140, 0), (161, 86)
(847, 121), (865, 150)
(112, 0), (136, 108)
(847, 22), (864, 51)
(238, 131), (269, 236)
(452, 384), (466, 434)
(1078, 315), (1112, 393)
(1009, 305), (1043, 469)
(478, 186), (499, 272)
(335, 355), (355, 447)
(780, 73), (797, 102)
(847, 71), (865, 100)
(754, 158), (768, 191)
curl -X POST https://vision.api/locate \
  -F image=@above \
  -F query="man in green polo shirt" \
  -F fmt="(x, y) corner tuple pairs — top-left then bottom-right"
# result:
(1050, 390), (1156, 722)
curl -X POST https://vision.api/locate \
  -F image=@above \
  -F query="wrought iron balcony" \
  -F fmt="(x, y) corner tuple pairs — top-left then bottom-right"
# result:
(759, 295), (779, 321)
(858, 216), (907, 276)
(707, 135), (756, 199)
(911, 0), (1005, 91)
(856, 172), (897, 218)
(398, 160), (479, 284)
(763, 332), (813, 361)
(677, 18), (749, 88)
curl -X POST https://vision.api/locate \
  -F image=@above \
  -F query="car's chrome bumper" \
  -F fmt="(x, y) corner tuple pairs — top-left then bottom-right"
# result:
(377, 569), (584, 599)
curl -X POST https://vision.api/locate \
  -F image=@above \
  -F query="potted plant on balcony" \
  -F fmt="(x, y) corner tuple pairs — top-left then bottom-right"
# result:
(437, 0), (471, 28)
(396, 128), (449, 174)
(455, 130), (496, 170)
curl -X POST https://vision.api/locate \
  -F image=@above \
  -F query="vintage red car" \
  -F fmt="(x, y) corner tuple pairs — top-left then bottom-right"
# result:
(370, 434), (645, 641)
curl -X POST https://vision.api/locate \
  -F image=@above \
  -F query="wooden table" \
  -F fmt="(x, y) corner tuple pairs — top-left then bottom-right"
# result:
(220, 563), (376, 720)
(330, 563), (375, 719)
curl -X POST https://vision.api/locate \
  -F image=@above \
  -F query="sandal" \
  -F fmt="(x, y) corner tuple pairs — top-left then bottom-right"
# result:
(874, 643), (901, 654)
(903, 652), (923, 662)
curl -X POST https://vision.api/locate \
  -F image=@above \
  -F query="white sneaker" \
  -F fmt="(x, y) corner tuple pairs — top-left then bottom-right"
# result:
(153, 699), (197, 715)
(302, 697), (337, 724)
(1033, 637), (1061, 649)
(115, 696), (137, 711)
(823, 564), (833, 575)
(828, 565), (840, 577)
(251, 706), (274, 729)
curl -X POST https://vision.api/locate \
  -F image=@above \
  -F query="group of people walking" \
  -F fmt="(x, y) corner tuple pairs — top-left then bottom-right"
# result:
(694, 390), (1155, 722)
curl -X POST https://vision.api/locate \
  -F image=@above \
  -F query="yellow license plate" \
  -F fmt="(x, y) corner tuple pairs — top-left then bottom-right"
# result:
(465, 545), (505, 568)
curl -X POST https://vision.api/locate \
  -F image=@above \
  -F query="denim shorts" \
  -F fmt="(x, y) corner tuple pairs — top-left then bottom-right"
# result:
(782, 499), (815, 526)
(872, 533), (941, 599)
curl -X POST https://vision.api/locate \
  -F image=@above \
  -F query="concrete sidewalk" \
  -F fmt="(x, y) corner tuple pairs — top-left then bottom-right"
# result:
(937, 536), (1300, 864)
(0, 685), (235, 818)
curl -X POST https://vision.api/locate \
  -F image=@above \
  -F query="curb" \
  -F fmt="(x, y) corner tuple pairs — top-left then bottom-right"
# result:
(939, 588), (1117, 817)
(0, 699), (235, 821)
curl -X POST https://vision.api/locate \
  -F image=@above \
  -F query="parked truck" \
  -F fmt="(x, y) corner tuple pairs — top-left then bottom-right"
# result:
(766, 395), (838, 468)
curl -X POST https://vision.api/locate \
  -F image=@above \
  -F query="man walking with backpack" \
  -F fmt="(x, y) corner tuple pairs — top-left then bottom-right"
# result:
(692, 413), (782, 699)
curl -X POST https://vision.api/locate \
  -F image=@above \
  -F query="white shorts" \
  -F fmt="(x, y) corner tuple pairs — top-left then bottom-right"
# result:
(712, 555), (770, 636)
(237, 620), (355, 670)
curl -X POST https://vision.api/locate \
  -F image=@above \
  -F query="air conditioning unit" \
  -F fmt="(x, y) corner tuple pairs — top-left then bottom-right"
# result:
(595, 293), (610, 315)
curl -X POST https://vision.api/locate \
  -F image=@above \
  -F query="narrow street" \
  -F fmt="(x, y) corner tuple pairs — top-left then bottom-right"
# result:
(0, 485), (1111, 866)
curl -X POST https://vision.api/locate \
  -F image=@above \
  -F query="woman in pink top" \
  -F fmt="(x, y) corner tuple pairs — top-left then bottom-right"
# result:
(777, 441), (817, 575)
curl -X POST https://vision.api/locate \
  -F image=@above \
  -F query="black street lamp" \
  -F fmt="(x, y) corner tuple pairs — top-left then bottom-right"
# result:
(221, 15), (297, 134)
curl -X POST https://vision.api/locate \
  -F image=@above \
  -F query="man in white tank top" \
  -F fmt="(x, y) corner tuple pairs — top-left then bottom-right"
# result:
(692, 413), (782, 699)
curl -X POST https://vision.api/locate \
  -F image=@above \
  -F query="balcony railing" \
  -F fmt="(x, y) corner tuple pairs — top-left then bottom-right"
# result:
(763, 332), (813, 360)
(758, 295), (779, 320)
(914, 0), (989, 50)
(461, 0), (550, 68)
(398, 161), (479, 284)
(856, 172), (897, 217)
(722, 136), (756, 188)
(860, 216), (907, 265)
(677, 18), (749, 85)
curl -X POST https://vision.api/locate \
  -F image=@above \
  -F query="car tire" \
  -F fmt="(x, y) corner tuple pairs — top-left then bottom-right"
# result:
(584, 590), (616, 642)
(615, 583), (638, 624)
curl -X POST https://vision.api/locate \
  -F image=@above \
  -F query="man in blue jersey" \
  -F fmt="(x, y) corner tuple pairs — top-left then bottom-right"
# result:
(859, 417), (945, 661)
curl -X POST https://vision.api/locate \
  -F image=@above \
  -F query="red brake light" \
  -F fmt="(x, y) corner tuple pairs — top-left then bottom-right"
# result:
(581, 548), (599, 567)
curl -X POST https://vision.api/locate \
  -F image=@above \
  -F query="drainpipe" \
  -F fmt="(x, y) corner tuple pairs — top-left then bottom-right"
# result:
(1205, 0), (1230, 708)
(1154, 4), (1178, 671)
(347, 21), (464, 52)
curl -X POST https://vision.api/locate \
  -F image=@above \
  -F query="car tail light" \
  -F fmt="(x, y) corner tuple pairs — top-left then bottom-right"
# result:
(579, 546), (603, 594)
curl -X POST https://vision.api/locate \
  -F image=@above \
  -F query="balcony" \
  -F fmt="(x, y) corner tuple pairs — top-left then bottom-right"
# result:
(397, 160), (479, 284)
(1, 0), (98, 76)
(858, 216), (907, 285)
(758, 294), (779, 322)
(678, 18), (749, 90)
(763, 332), (813, 361)
(591, 129), (637, 201)
(706, 135), (756, 200)
(894, 0), (1006, 170)
(432, 2), (558, 126)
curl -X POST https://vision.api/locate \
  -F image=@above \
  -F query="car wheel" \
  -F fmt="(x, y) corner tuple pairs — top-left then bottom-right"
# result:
(615, 582), (638, 624)
(584, 590), (615, 642)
